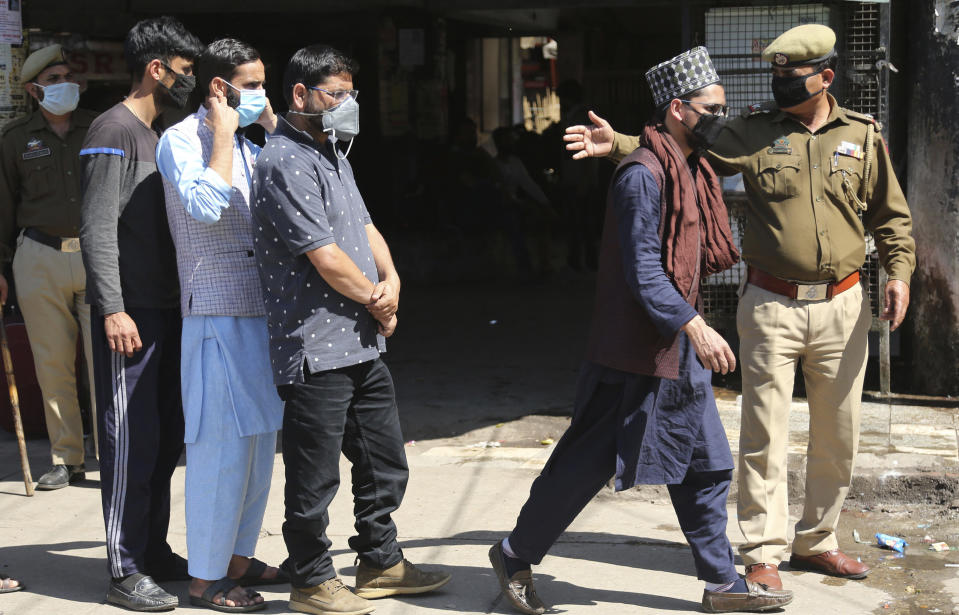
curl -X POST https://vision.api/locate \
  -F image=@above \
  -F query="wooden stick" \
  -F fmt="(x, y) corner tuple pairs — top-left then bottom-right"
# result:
(0, 311), (34, 496)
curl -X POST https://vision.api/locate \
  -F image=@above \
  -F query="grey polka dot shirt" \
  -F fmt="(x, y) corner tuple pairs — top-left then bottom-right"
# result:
(251, 115), (384, 385)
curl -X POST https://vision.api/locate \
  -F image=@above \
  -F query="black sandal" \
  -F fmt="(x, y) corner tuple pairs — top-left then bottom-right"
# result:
(233, 557), (289, 586)
(188, 577), (264, 613)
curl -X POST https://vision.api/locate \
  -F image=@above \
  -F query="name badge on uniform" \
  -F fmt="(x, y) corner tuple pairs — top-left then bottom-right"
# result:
(22, 137), (51, 160)
(767, 136), (792, 155)
(836, 141), (863, 160)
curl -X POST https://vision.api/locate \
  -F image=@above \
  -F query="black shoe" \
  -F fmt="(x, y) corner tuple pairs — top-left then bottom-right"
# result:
(106, 573), (177, 612)
(146, 553), (190, 582)
(35, 464), (85, 490)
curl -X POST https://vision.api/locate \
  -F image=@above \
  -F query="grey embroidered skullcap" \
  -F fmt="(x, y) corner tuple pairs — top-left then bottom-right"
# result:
(645, 46), (721, 108)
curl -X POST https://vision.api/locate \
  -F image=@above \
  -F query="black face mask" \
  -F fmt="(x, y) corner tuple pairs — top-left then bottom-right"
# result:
(771, 69), (824, 109)
(157, 63), (197, 110)
(684, 112), (727, 152)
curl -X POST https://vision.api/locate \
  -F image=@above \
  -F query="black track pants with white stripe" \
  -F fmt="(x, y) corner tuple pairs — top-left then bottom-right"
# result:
(92, 306), (184, 579)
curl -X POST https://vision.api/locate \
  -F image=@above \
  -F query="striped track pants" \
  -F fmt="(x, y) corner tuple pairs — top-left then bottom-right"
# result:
(92, 307), (184, 579)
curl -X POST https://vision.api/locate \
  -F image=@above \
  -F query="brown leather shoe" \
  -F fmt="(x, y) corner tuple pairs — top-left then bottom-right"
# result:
(789, 549), (870, 579)
(744, 563), (783, 590)
(702, 580), (794, 613)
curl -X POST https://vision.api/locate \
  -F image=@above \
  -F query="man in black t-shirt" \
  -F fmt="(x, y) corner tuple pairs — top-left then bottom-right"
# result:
(79, 16), (203, 612)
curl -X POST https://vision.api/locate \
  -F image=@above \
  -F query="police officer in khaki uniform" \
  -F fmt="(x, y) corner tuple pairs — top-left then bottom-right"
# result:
(0, 44), (98, 490)
(563, 24), (915, 591)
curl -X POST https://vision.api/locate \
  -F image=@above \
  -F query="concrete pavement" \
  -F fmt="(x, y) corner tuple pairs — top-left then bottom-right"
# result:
(1, 406), (951, 615)
(2, 278), (957, 614)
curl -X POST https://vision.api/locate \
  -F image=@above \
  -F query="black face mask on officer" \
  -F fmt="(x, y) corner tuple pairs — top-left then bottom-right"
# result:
(771, 68), (825, 109)
(681, 105), (727, 153)
(156, 62), (197, 110)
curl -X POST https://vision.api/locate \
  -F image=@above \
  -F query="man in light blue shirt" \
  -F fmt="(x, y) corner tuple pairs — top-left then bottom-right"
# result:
(156, 37), (286, 612)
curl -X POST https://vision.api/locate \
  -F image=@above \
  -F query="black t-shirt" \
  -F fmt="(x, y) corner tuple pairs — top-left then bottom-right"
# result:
(79, 102), (179, 313)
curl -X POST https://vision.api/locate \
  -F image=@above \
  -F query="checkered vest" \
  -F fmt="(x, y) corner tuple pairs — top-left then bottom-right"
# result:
(163, 111), (265, 317)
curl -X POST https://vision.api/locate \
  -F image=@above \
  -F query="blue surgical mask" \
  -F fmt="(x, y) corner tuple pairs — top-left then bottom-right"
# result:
(223, 80), (267, 127)
(34, 82), (80, 115)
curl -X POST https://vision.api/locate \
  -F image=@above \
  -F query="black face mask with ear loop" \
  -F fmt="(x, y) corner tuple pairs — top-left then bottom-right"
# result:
(771, 68), (825, 109)
(680, 107), (727, 153)
(157, 63), (197, 110)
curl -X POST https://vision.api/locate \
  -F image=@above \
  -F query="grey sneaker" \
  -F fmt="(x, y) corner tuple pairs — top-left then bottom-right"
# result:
(354, 558), (450, 599)
(289, 578), (374, 615)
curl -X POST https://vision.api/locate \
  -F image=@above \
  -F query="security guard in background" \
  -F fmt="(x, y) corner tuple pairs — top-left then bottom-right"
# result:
(0, 44), (98, 490)
(563, 24), (915, 590)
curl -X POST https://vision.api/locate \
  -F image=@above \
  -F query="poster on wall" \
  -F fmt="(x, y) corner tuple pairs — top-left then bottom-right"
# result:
(0, 39), (29, 130)
(0, 0), (22, 46)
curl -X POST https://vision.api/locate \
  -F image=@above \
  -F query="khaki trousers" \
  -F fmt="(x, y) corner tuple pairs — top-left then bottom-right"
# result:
(12, 233), (95, 466)
(736, 281), (870, 566)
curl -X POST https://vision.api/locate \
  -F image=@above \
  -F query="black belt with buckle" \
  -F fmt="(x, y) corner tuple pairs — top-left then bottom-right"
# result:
(24, 228), (81, 252)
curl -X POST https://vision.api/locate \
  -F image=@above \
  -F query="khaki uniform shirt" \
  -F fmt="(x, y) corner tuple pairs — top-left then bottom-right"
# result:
(0, 108), (97, 262)
(610, 95), (915, 283)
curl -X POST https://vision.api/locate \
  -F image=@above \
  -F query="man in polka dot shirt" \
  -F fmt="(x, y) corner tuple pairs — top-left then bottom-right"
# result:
(251, 44), (451, 615)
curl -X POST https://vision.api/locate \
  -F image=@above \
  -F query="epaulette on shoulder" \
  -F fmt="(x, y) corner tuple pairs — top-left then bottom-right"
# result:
(843, 108), (882, 130)
(740, 101), (778, 119)
(0, 114), (32, 137)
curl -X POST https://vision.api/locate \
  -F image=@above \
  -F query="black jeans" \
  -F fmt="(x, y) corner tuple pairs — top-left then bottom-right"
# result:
(278, 357), (409, 588)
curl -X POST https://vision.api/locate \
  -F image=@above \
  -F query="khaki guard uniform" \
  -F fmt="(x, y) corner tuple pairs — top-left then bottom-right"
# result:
(0, 106), (98, 467)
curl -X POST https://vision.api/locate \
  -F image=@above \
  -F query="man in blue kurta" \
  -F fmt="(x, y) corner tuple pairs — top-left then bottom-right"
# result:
(156, 38), (286, 611)
(489, 48), (794, 615)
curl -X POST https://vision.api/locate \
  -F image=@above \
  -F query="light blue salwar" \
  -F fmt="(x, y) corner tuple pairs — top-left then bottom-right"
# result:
(182, 315), (283, 579)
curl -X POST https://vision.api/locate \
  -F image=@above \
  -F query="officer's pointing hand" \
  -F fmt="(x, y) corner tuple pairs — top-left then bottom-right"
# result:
(564, 110), (614, 160)
(881, 279), (910, 331)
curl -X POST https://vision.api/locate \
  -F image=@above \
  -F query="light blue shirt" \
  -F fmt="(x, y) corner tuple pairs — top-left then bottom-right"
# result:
(156, 105), (282, 441)
(156, 105), (261, 224)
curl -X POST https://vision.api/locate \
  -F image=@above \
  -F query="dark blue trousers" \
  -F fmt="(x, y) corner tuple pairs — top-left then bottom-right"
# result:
(277, 358), (409, 588)
(508, 380), (738, 584)
(92, 307), (183, 579)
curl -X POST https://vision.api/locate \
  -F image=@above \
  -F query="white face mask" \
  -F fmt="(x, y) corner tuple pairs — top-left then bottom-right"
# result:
(33, 82), (80, 115)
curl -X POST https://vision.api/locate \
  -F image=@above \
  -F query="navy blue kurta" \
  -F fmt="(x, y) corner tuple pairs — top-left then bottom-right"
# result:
(594, 162), (733, 490)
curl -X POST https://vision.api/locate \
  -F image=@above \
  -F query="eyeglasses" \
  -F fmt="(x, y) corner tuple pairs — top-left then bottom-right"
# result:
(309, 86), (359, 103)
(679, 100), (728, 118)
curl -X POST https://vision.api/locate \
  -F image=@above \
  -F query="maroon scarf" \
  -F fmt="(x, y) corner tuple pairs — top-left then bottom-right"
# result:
(639, 123), (739, 301)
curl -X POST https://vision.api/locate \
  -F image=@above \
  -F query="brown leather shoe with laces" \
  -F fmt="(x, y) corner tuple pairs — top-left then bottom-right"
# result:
(354, 558), (451, 599)
(789, 549), (870, 579)
(488, 543), (546, 615)
(744, 563), (783, 590)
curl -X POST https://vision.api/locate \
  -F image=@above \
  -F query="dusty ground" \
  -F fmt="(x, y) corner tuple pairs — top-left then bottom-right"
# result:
(3, 274), (957, 614)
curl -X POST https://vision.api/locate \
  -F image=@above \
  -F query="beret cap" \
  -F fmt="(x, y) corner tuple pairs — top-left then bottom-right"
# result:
(761, 24), (836, 68)
(21, 44), (68, 84)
